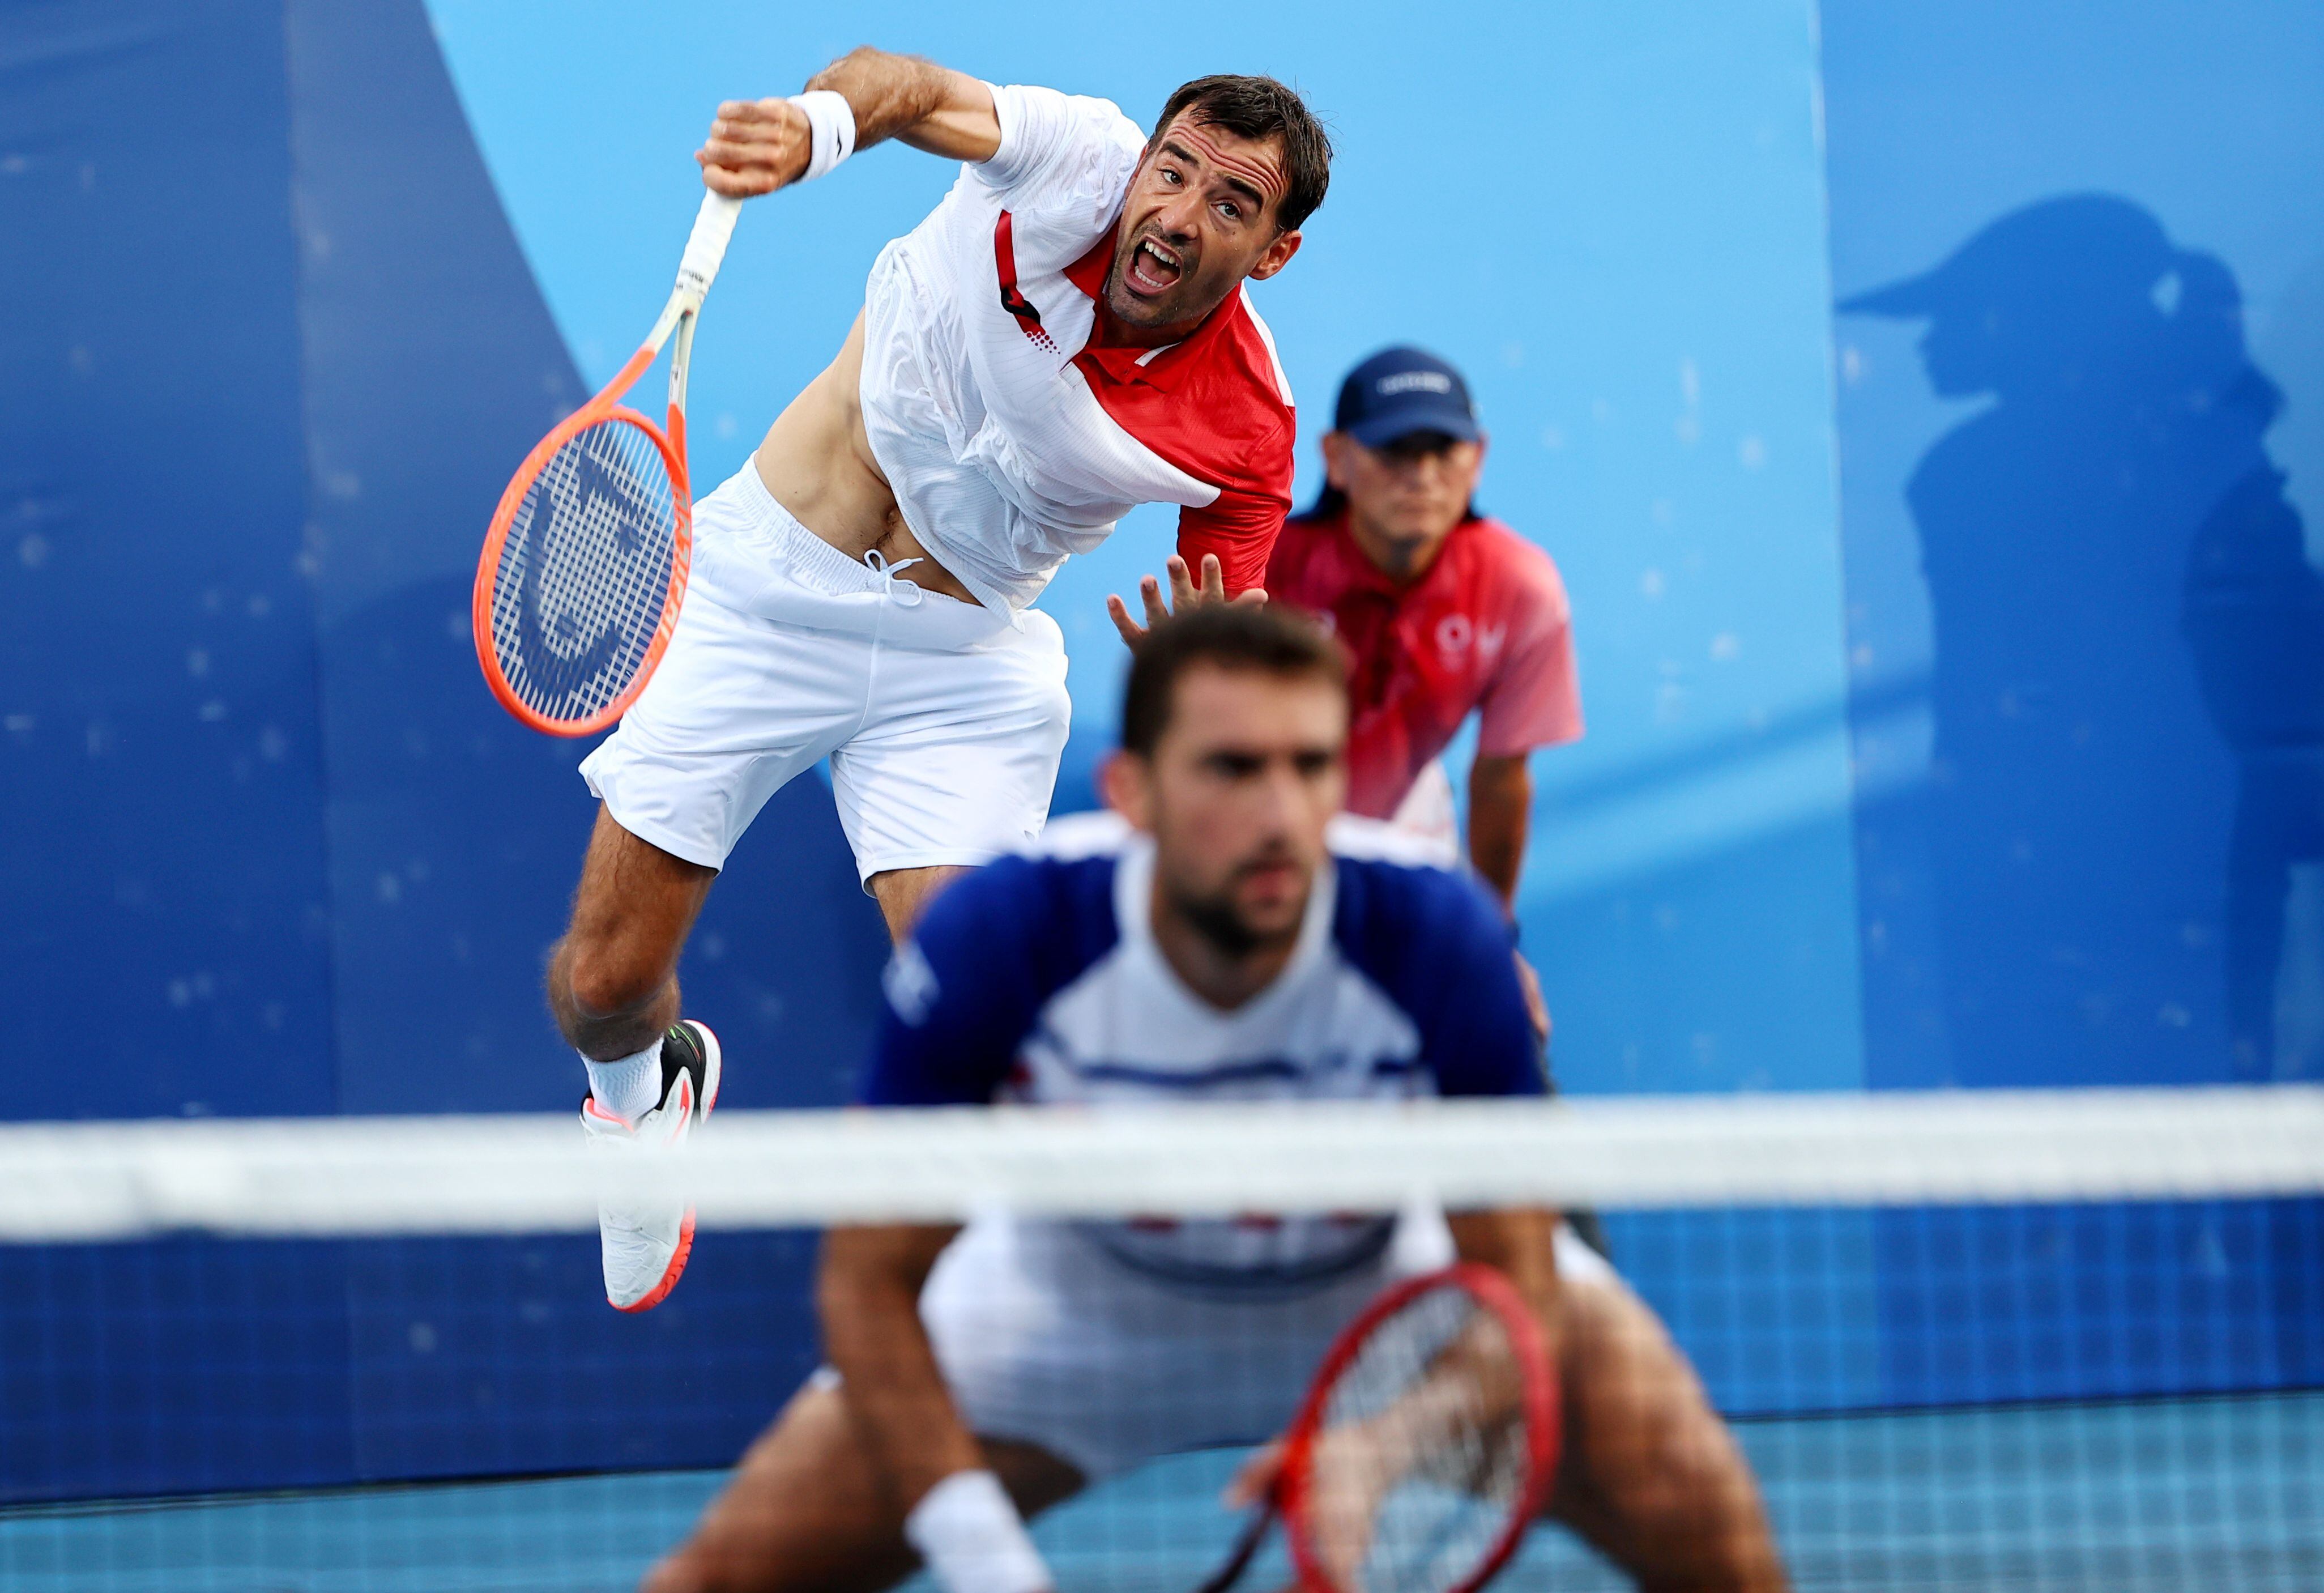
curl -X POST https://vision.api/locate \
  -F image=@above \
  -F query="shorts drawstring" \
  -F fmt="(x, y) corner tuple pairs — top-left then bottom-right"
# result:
(862, 548), (927, 608)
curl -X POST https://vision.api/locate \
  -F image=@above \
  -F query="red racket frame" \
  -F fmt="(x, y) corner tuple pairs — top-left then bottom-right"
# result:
(471, 339), (694, 739)
(1280, 1262), (1560, 1593)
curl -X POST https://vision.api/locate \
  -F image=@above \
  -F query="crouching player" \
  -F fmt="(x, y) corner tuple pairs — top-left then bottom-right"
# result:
(643, 607), (1785, 1593)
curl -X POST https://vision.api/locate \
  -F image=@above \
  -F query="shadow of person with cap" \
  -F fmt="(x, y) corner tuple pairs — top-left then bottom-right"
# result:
(1844, 194), (2321, 1085)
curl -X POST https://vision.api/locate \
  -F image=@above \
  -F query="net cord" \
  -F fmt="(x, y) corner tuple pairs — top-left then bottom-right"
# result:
(3, 1087), (2321, 1243)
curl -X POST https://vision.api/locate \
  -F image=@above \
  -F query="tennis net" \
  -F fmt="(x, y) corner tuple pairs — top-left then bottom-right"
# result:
(3, 1086), (2320, 1592)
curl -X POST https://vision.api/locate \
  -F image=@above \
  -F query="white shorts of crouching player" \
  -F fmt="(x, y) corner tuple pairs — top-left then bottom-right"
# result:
(908, 1207), (1615, 1480)
(580, 462), (1072, 883)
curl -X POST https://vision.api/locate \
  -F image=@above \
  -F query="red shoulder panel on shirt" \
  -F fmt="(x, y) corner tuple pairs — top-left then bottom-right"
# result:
(1071, 293), (1293, 492)
(1068, 266), (1295, 594)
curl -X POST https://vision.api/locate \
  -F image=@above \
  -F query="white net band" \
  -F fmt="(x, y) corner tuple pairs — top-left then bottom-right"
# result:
(5, 1085), (2320, 1243)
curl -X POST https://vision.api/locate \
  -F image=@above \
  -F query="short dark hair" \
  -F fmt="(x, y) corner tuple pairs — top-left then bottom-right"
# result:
(1121, 605), (1348, 756)
(1153, 75), (1332, 232)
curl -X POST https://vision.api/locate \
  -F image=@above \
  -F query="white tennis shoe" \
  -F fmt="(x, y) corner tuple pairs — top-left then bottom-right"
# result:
(580, 1020), (722, 1312)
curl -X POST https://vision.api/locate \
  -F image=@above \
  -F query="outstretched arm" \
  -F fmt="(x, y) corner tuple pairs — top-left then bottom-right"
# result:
(1106, 553), (1268, 650)
(697, 47), (1000, 196)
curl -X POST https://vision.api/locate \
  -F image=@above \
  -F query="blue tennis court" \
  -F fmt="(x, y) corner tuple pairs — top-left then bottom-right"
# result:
(8, 1391), (2317, 1592)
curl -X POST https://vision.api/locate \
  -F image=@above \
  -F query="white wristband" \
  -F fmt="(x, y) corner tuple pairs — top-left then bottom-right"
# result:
(903, 1470), (1050, 1593)
(786, 90), (857, 182)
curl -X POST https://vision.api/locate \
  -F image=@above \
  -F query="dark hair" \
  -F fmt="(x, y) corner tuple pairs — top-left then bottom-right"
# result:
(1122, 605), (1348, 755)
(1153, 75), (1332, 232)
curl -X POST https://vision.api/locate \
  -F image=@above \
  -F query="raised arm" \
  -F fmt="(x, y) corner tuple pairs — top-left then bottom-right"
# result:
(697, 47), (1000, 197)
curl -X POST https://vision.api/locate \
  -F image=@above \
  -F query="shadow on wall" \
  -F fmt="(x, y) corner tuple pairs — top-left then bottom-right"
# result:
(1843, 194), (2324, 1085)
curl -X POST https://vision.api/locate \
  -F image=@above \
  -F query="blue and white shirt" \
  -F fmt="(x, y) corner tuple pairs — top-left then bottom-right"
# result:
(865, 817), (1543, 1292)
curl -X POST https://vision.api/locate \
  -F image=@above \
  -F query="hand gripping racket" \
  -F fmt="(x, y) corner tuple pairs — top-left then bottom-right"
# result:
(473, 192), (743, 736)
(1201, 1263), (1559, 1593)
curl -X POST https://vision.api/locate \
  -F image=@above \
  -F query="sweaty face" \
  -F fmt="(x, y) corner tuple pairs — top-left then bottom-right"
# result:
(1134, 665), (1347, 954)
(1106, 116), (1293, 333)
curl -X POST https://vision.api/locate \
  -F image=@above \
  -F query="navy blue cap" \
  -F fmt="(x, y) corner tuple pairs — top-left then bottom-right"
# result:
(1332, 346), (1480, 448)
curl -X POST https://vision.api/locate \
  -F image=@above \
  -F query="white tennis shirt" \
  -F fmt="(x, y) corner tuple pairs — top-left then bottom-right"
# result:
(857, 82), (1297, 614)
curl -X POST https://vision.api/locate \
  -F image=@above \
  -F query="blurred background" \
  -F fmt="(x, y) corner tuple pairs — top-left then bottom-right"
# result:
(2, 0), (2318, 1506)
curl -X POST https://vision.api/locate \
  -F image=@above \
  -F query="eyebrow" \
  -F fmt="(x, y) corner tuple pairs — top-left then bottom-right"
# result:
(1159, 137), (1272, 212)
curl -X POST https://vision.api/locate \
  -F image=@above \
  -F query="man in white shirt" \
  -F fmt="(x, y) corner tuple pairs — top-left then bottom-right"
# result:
(553, 50), (1332, 1313)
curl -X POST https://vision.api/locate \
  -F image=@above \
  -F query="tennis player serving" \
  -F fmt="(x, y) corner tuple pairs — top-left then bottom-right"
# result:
(641, 607), (1786, 1593)
(549, 50), (1327, 1311)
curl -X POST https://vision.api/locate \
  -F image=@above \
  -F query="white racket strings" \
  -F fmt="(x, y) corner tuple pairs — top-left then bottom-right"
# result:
(490, 418), (677, 724)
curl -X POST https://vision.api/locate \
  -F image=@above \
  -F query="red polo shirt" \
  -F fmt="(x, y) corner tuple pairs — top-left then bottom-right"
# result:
(1267, 511), (1583, 818)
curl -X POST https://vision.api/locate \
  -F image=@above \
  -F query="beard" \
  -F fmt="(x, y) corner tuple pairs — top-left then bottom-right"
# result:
(1169, 872), (1307, 960)
(1177, 891), (1268, 959)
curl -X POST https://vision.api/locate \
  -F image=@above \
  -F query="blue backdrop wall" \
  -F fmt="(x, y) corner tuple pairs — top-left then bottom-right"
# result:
(0, 0), (872, 1501)
(1825, 0), (2324, 1095)
(2, 0), (2317, 1503)
(1820, 0), (2324, 1407)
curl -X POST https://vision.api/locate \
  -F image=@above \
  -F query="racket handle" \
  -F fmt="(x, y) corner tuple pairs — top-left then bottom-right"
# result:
(677, 192), (744, 302)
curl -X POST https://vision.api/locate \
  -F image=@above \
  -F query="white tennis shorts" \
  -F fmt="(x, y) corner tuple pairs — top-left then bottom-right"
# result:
(916, 1210), (1614, 1479)
(579, 463), (1072, 882)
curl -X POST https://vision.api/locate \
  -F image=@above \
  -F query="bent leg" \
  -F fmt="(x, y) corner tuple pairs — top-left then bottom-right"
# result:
(557, 474), (897, 1055)
(868, 866), (967, 943)
(549, 807), (718, 1060)
(643, 1378), (1082, 1593)
(1547, 1269), (1786, 1592)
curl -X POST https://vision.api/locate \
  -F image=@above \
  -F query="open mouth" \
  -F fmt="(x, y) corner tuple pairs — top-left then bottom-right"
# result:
(1123, 235), (1186, 297)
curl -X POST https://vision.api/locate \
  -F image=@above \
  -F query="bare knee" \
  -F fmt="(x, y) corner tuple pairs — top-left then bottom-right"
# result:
(560, 930), (673, 1021)
(1556, 1279), (1786, 1591)
(549, 926), (687, 1062)
(1604, 1415), (1783, 1590)
(552, 809), (717, 1049)
(1610, 1452), (1727, 1552)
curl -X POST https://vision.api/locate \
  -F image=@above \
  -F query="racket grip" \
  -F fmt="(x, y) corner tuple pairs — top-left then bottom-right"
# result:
(676, 192), (744, 300)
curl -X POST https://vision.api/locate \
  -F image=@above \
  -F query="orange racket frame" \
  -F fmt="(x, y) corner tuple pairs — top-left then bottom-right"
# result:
(472, 193), (740, 737)
(1279, 1262), (1560, 1593)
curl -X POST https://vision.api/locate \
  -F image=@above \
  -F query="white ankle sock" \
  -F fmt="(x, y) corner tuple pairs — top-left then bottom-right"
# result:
(583, 1042), (664, 1124)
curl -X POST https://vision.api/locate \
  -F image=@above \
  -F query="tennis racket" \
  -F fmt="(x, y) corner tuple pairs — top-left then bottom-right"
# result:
(472, 191), (743, 736)
(1202, 1263), (1559, 1593)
